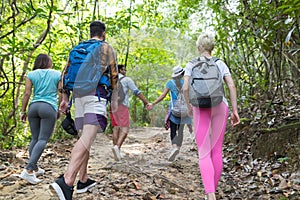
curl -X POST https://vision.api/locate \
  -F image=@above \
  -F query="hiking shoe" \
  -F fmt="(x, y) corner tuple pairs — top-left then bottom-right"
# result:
(168, 148), (179, 161)
(50, 174), (74, 200)
(34, 167), (45, 177)
(112, 145), (121, 161)
(19, 169), (42, 184)
(76, 178), (96, 193)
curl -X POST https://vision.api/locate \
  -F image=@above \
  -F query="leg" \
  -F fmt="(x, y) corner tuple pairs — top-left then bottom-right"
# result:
(170, 121), (184, 148)
(64, 124), (98, 186)
(76, 149), (97, 194)
(27, 102), (56, 171)
(177, 124), (185, 148)
(110, 108), (120, 146)
(27, 104), (40, 158)
(168, 121), (180, 161)
(78, 150), (89, 183)
(169, 120), (178, 146)
(193, 107), (216, 194)
(210, 103), (228, 189)
(112, 126), (120, 146)
(111, 104), (130, 160)
(116, 126), (129, 149)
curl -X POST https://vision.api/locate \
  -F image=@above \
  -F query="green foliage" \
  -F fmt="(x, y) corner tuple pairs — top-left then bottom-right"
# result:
(277, 157), (289, 163)
(0, 0), (299, 149)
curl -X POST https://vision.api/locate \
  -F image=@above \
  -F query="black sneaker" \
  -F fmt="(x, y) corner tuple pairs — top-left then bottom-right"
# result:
(50, 174), (74, 200)
(76, 178), (96, 194)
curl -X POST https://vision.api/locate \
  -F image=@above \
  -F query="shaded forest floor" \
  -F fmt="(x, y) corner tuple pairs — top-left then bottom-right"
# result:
(0, 127), (299, 200)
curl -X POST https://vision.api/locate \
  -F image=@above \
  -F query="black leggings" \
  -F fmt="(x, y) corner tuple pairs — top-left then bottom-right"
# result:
(170, 120), (185, 147)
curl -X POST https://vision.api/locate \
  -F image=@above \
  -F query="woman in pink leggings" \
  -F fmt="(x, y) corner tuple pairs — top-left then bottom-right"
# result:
(183, 32), (240, 200)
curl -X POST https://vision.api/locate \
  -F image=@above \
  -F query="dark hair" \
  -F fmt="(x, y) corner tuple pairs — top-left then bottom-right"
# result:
(90, 21), (106, 38)
(173, 71), (184, 89)
(33, 54), (52, 70)
(118, 64), (125, 73)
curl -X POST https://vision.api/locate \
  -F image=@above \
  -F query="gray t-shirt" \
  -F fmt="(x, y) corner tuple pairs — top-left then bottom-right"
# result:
(119, 73), (141, 107)
(185, 58), (231, 106)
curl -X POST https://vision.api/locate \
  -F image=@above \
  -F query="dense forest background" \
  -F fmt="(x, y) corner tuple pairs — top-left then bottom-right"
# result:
(0, 0), (299, 154)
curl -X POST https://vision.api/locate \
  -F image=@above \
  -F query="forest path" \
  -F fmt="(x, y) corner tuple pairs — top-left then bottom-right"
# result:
(0, 127), (203, 200)
(0, 127), (299, 200)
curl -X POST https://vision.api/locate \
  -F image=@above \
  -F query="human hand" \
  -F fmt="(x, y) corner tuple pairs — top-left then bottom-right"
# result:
(20, 113), (27, 123)
(146, 103), (154, 110)
(59, 99), (69, 114)
(231, 111), (240, 127)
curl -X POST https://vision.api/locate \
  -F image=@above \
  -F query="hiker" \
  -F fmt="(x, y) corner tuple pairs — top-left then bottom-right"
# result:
(110, 64), (149, 161)
(147, 66), (193, 161)
(51, 21), (118, 200)
(182, 32), (240, 200)
(20, 54), (61, 184)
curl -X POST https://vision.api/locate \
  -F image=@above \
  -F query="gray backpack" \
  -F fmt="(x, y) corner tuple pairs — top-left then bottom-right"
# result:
(189, 56), (224, 108)
(171, 82), (189, 117)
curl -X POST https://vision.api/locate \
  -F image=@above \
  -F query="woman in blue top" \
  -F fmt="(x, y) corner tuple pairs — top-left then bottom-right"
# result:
(20, 54), (61, 184)
(148, 66), (192, 161)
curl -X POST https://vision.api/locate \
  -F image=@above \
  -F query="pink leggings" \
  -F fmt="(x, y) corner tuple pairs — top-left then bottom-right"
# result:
(193, 102), (228, 194)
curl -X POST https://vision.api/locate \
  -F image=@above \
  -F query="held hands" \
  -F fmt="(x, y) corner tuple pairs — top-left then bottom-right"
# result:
(146, 103), (154, 111)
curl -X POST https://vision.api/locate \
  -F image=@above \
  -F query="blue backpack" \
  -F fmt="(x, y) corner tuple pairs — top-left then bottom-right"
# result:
(64, 39), (110, 97)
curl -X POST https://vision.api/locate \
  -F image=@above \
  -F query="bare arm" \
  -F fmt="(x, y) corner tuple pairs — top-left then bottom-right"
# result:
(58, 91), (69, 114)
(182, 76), (193, 116)
(20, 77), (32, 122)
(224, 76), (240, 127)
(152, 88), (169, 106)
(58, 62), (70, 114)
(137, 93), (149, 107)
(182, 76), (190, 104)
(147, 88), (169, 110)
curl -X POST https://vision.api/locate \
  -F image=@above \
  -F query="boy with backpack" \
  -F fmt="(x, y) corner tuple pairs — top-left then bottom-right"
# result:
(110, 64), (149, 161)
(51, 21), (118, 200)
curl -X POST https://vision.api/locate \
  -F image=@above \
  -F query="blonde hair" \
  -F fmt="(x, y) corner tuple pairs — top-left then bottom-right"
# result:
(196, 32), (215, 52)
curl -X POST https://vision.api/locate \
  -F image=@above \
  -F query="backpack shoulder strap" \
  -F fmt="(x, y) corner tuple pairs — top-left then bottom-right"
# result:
(171, 79), (179, 90)
(212, 57), (220, 62)
(118, 76), (126, 89)
(119, 76), (126, 83)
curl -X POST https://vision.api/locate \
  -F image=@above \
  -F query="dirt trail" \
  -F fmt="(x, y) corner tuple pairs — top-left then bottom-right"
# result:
(0, 127), (203, 200)
(1, 127), (299, 200)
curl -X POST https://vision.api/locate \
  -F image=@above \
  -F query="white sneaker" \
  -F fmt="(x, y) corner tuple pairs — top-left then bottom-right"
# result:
(168, 148), (179, 161)
(120, 152), (124, 159)
(112, 145), (121, 161)
(19, 169), (42, 184)
(34, 167), (45, 177)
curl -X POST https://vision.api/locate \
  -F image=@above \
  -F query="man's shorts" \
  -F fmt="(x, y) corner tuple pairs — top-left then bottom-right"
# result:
(74, 96), (108, 131)
(110, 104), (130, 127)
